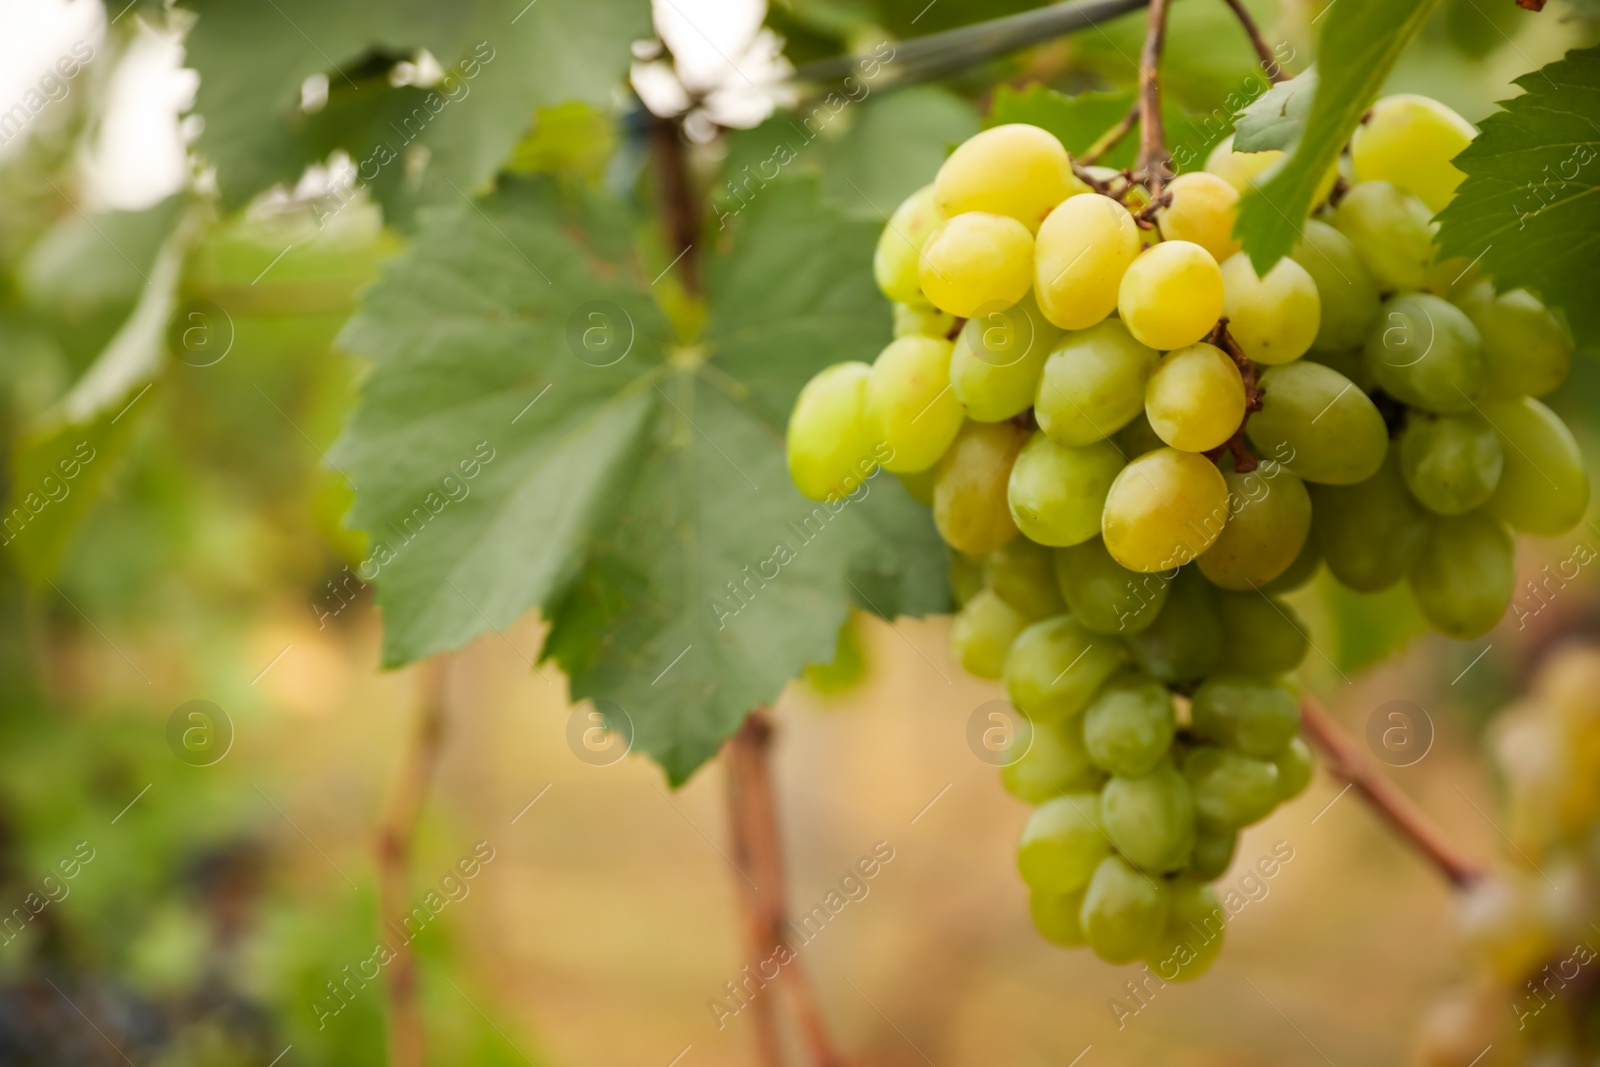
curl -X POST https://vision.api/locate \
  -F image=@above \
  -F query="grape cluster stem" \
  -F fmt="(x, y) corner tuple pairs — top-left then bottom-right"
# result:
(1135, 0), (1173, 200)
(1218, 0), (1288, 83)
(1203, 320), (1263, 472)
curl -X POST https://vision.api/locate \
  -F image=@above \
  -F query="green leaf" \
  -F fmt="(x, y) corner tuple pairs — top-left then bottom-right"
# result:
(1313, 570), (1426, 674)
(1235, 0), (1441, 272)
(332, 177), (948, 784)
(821, 86), (980, 219)
(986, 84), (1223, 173)
(1435, 46), (1600, 349)
(1233, 68), (1319, 153)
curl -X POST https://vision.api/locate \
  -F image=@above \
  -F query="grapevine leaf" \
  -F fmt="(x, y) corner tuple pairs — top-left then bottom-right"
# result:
(986, 84), (1216, 172)
(1232, 68), (1319, 153)
(332, 177), (948, 784)
(1235, 0), (1441, 272)
(821, 86), (980, 219)
(1435, 45), (1600, 349)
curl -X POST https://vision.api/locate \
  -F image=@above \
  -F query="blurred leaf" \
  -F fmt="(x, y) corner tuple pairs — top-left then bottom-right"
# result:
(1317, 570), (1428, 673)
(822, 86), (979, 218)
(1233, 68), (1319, 152)
(504, 102), (617, 181)
(988, 84), (1136, 162)
(1435, 45), (1600, 349)
(20, 195), (186, 314)
(802, 610), (869, 696)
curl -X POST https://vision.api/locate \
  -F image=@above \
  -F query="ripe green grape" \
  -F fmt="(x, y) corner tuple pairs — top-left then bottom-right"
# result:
(1083, 673), (1176, 777)
(865, 335), (963, 473)
(1351, 94), (1476, 213)
(1290, 219), (1379, 354)
(1101, 763), (1197, 873)
(950, 293), (1062, 421)
(1081, 854), (1170, 965)
(1204, 134), (1338, 202)
(1144, 343), (1246, 453)
(1220, 252), (1321, 365)
(1247, 360), (1388, 485)
(1197, 465), (1313, 590)
(1034, 319), (1158, 446)
(934, 123), (1083, 232)
(1364, 293), (1485, 413)
(1054, 537), (1171, 636)
(1034, 193), (1142, 330)
(1482, 397), (1589, 535)
(1456, 281), (1573, 399)
(985, 537), (1068, 620)
(1143, 878), (1226, 982)
(1398, 412), (1503, 515)
(1191, 674), (1301, 758)
(1259, 535), (1321, 594)
(1311, 451), (1431, 592)
(1272, 737), (1314, 802)
(949, 588), (1029, 678)
(1102, 448), (1231, 573)
(1157, 172), (1241, 263)
(918, 212), (1035, 318)
(1183, 746), (1280, 830)
(1332, 180), (1438, 290)
(1118, 241), (1226, 351)
(1003, 615), (1126, 722)
(892, 301), (956, 339)
(1008, 434), (1125, 547)
(1216, 591), (1310, 675)
(1302, 346), (1376, 393)
(1002, 714), (1103, 802)
(1125, 567), (1223, 683)
(1030, 888), (1088, 946)
(1114, 411), (1166, 460)
(949, 550), (984, 607)
(1017, 793), (1111, 894)
(1409, 512), (1515, 640)
(1189, 829), (1238, 880)
(933, 420), (1030, 554)
(873, 184), (945, 305)
(787, 361), (877, 501)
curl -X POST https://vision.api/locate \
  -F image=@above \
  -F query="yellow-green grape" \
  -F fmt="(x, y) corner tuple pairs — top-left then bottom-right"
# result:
(1188, 829), (1238, 880)
(1259, 534), (1321, 594)
(1017, 793), (1111, 894)
(1034, 193), (1142, 330)
(1303, 346), (1376, 393)
(1143, 879), (1225, 982)
(1482, 397), (1590, 535)
(918, 212), (1034, 318)
(898, 467), (935, 505)
(1458, 876), (1559, 984)
(1030, 888), (1088, 947)
(1035, 319), (1158, 446)
(1156, 172), (1241, 263)
(786, 362), (877, 501)
(1220, 253), (1321, 365)
(1144, 343), (1246, 452)
(1455, 281), (1573, 399)
(1351, 94), (1476, 213)
(950, 292), (1062, 421)
(1398, 413), (1503, 516)
(1054, 537), (1171, 636)
(1311, 451), (1431, 592)
(1364, 293), (1484, 413)
(1083, 673), (1176, 777)
(949, 588), (1029, 678)
(864, 335), (963, 473)
(1203, 134), (1337, 203)
(873, 184), (945, 305)
(1125, 567), (1223, 683)
(1118, 241), (1226, 351)
(1331, 180), (1437, 290)
(1002, 715), (1103, 802)
(984, 537), (1068, 620)
(1272, 737), (1313, 801)
(934, 123), (1084, 232)
(1191, 674), (1301, 758)
(892, 301), (956, 339)
(1102, 448), (1231, 573)
(1183, 746), (1280, 830)
(1008, 434), (1125, 547)
(1198, 464), (1313, 590)
(1216, 591), (1309, 674)
(949, 549), (984, 607)
(1115, 411), (1166, 460)
(1290, 219), (1379, 354)
(1081, 853), (1171, 964)
(1247, 361), (1388, 485)
(1101, 762), (1197, 872)
(933, 420), (1031, 554)
(803, 614), (868, 696)
(1003, 614), (1125, 723)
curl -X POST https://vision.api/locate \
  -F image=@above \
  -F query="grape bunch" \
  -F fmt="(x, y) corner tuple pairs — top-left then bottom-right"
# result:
(784, 93), (1588, 975)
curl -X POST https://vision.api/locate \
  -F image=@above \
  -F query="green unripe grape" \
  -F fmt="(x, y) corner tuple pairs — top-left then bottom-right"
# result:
(1114, 410), (1166, 460)
(1398, 413), (1503, 516)
(949, 550), (984, 607)
(1350, 94), (1476, 213)
(1216, 591), (1310, 674)
(1364, 293), (1484, 413)
(873, 184), (945, 305)
(1191, 674), (1301, 757)
(918, 212), (1034, 318)
(1220, 252), (1321, 365)
(1157, 172), (1241, 263)
(1003, 615), (1126, 723)
(1102, 448), (1231, 573)
(1455, 281), (1573, 399)
(1409, 512), (1515, 640)
(985, 537), (1068, 620)
(1002, 714), (1103, 802)
(934, 123), (1083, 232)
(1198, 464), (1312, 590)
(949, 588), (1029, 678)
(1247, 361), (1388, 485)
(1259, 534), (1321, 594)
(1008, 434), (1125, 547)
(1273, 737), (1314, 801)
(865, 336), (963, 473)
(1017, 793), (1110, 894)
(1101, 763), (1197, 873)
(1312, 451), (1431, 592)
(1481, 398), (1589, 536)
(1083, 673), (1176, 777)
(1030, 888), (1088, 946)
(1034, 319), (1158, 446)
(892, 301), (956, 340)
(1118, 241), (1226, 351)
(1290, 219), (1379, 353)
(1080, 853), (1170, 964)
(1034, 192), (1141, 330)
(1125, 567), (1222, 683)
(1183, 746), (1280, 830)
(1144, 343), (1246, 453)
(1188, 829), (1238, 880)
(898, 467), (935, 505)
(787, 362), (878, 501)
(1143, 879), (1226, 982)
(1331, 180), (1437, 290)
(933, 420), (1030, 554)
(1054, 537), (1171, 636)
(951, 292), (1062, 421)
